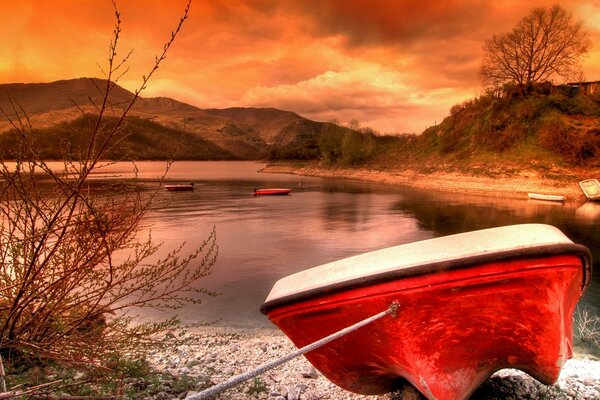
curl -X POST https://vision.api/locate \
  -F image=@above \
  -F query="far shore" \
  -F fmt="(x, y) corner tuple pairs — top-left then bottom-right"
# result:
(262, 162), (597, 202)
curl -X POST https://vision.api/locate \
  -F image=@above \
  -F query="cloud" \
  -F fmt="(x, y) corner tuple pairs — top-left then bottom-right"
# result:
(239, 63), (474, 133)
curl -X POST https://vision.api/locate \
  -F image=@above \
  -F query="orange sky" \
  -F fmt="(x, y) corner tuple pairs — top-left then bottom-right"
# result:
(1, 0), (599, 134)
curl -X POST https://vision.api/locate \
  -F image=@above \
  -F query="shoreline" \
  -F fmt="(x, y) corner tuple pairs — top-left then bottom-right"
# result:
(261, 162), (593, 202)
(148, 326), (600, 399)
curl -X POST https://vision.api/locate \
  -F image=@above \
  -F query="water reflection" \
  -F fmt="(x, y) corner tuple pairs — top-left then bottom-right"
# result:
(576, 202), (600, 221)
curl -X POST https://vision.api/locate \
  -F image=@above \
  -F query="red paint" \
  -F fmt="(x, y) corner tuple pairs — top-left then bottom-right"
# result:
(265, 255), (587, 400)
(165, 184), (194, 191)
(253, 188), (292, 196)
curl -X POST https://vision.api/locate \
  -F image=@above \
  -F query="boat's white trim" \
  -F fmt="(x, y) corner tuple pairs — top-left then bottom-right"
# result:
(263, 224), (588, 308)
(528, 193), (566, 202)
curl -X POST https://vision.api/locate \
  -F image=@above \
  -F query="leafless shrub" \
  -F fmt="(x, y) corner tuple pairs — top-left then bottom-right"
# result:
(0, 0), (218, 371)
(575, 306), (600, 356)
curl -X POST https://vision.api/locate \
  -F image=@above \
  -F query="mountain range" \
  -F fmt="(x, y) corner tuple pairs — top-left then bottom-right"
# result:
(0, 78), (326, 160)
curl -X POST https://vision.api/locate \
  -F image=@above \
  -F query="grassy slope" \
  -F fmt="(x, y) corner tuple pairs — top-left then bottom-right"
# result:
(368, 93), (600, 180)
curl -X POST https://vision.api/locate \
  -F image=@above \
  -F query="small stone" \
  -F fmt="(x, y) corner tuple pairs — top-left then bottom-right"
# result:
(74, 371), (85, 380)
(286, 384), (308, 400)
(270, 386), (287, 398)
(184, 391), (198, 399)
(301, 366), (319, 379)
(286, 385), (300, 400)
(185, 360), (201, 368)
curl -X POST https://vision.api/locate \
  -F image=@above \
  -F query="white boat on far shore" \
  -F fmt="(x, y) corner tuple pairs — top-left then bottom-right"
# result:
(528, 193), (566, 202)
(579, 179), (600, 201)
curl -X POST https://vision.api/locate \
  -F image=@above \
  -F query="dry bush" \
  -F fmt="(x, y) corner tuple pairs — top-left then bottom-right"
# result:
(0, 0), (217, 375)
(575, 306), (600, 356)
(537, 113), (600, 163)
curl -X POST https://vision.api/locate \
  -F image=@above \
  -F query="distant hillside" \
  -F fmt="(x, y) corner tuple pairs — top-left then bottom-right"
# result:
(366, 91), (600, 172)
(203, 107), (307, 144)
(0, 78), (327, 160)
(0, 114), (237, 160)
(0, 78), (134, 115)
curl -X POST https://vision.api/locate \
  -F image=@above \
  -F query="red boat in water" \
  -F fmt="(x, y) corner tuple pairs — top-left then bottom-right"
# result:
(165, 183), (194, 191)
(253, 188), (292, 196)
(261, 224), (591, 400)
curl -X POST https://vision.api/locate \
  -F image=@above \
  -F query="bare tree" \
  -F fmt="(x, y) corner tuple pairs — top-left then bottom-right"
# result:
(0, 0), (218, 373)
(480, 4), (590, 95)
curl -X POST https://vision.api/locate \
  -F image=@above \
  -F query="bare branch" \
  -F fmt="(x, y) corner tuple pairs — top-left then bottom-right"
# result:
(480, 4), (590, 94)
(0, 0), (216, 381)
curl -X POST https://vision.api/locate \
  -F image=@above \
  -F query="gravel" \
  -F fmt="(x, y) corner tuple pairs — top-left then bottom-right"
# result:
(145, 327), (600, 400)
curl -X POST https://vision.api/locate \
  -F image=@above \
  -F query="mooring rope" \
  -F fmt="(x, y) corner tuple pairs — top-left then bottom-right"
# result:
(189, 301), (400, 400)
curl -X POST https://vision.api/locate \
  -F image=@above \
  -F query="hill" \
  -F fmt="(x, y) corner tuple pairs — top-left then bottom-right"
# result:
(0, 114), (237, 161)
(0, 78), (327, 160)
(360, 90), (600, 173)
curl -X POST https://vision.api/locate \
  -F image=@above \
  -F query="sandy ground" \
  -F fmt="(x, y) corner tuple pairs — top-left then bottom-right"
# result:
(261, 163), (595, 202)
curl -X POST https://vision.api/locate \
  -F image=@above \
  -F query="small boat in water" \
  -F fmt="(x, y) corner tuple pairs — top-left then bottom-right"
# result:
(165, 183), (194, 191)
(261, 224), (591, 400)
(579, 179), (600, 201)
(528, 192), (566, 202)
(253, 188), (292, 196)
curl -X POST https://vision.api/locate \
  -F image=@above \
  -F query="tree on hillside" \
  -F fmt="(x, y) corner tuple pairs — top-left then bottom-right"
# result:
(0, 0), (218, 389)
(318, 121), (376, 166)
(480, 4), (590, 95)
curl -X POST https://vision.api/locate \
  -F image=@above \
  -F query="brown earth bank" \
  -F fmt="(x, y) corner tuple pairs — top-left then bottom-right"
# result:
(262, 161), (600, 202)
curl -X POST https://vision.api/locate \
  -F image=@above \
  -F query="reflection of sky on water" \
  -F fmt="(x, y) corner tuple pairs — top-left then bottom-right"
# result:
(115, 162), (600, 330)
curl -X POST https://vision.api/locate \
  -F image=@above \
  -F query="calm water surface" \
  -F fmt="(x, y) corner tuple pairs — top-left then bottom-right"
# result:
(96, 161), (600, 329)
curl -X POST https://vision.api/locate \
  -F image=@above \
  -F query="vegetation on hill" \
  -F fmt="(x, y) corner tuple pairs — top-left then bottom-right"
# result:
(390, 91), (599, 167)
(0, 114), (238, 160)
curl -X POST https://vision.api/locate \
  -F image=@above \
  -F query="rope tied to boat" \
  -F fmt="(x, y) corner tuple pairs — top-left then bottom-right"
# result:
(189, 301), (400, 400)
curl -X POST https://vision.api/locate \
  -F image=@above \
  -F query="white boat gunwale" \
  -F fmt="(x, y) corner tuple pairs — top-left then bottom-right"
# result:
(527, 193), (566, 202)
(261, 224), (592, 313)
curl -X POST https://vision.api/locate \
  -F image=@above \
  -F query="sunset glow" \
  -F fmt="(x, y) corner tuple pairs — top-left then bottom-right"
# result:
(1, 0), (599, 133)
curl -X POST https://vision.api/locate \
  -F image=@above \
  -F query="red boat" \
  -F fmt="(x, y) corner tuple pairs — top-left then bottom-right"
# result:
(253, 188), (292, 196)
(165, 183), (194, 191)
(261, 224), (592, 400)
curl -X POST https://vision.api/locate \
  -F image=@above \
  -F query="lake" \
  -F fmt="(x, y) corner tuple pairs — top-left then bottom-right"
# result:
(93, 161), (600, 330)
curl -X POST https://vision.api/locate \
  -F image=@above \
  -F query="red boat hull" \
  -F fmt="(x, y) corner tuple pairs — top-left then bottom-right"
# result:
(165, 184), (194, 191)
(254, 188), (292, 196)
(265, 254), (586, 400)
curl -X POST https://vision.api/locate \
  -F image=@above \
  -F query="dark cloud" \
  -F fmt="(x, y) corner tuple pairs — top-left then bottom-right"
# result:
(287, 0), (501, 47)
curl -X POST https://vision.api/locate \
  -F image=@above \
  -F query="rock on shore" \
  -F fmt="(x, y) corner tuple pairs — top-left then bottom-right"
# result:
(146, 327), (600, 400)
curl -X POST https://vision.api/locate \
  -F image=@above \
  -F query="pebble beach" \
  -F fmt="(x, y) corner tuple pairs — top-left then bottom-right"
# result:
(146, 327), (600, 400)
